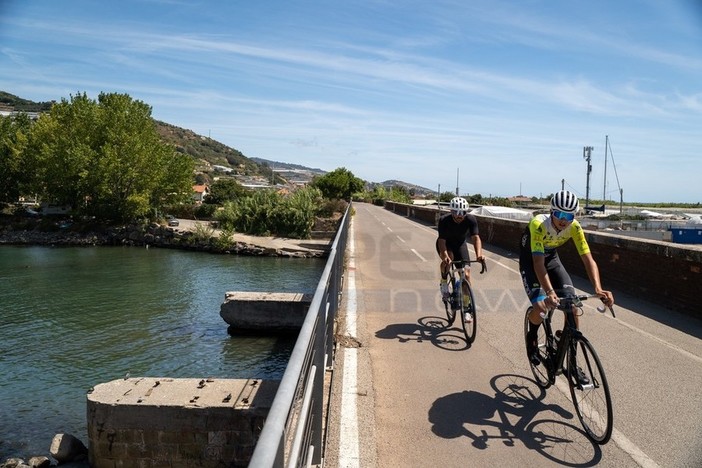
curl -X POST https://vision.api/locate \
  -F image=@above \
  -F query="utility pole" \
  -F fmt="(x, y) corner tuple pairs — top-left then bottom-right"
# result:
(561, 179), (565, 190)
(455, 168), (459, 196)
(583, 146), (593, 210)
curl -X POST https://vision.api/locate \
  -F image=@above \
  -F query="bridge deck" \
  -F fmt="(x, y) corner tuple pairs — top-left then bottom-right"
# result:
(323, 202), (702, 468)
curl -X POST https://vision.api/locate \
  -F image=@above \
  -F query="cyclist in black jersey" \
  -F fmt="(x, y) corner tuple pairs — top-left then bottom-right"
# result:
(520, 190), (614, 370)
(436, 197), (485, 322)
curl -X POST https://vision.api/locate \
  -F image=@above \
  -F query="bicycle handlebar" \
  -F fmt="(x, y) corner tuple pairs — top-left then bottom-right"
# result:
(449, 258), (487, 274)
(554, 293), (616, 318)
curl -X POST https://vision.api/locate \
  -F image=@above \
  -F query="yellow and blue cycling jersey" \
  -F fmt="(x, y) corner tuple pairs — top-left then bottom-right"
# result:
(526, 214), (590, 256)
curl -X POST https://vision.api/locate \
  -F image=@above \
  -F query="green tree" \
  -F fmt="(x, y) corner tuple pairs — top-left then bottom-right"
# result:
(272, 186), (323, 238)
(0, 113), (33, 203)
(439, 191), (455, 202)
(467, 193), (483, 205)
(205, 178), (250, 205)
(388, 185), (411, 203)
(23, 92), (193, 221)
(310, 167), (364, 200)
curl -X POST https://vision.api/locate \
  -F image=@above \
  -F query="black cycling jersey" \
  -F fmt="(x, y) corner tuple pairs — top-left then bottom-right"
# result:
(436, 213), (479, 262)
(437, 213), (479, 248)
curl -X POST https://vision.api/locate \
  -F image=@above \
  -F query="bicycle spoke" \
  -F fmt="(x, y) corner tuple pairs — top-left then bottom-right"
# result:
(568, 338), (613, 444)
(461, 283), (477, 344)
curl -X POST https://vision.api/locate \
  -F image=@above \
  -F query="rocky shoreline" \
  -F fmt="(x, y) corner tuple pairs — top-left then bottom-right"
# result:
(0, 223), (328, 258)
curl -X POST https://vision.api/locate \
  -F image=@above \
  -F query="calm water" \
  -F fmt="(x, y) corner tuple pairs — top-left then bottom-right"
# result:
(0, 245), (324, 461)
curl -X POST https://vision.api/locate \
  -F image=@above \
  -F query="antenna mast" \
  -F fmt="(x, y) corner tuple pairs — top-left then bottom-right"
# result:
(455, 168), (459, 196)
(603, 135), (609, 201)
(583, 146), (593, 210)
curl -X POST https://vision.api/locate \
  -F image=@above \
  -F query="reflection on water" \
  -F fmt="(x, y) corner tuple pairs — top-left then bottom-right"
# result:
(0, 245), (324, 460)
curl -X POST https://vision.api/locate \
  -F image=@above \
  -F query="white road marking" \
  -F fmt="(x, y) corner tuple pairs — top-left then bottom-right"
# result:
(339, 220), (359, 468)
(411, 249), (426, 262)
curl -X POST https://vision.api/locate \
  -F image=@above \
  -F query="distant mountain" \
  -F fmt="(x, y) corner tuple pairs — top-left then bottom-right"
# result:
(251, 157), (326, 174)
(250, 157), (327, 185)
(376, 179), (437, 197)
(0, 91), (53, 112)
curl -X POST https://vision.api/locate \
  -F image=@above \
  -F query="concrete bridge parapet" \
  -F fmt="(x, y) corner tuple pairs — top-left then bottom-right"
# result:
(384, 201), (701, 318)
(87, 377), (278, 467)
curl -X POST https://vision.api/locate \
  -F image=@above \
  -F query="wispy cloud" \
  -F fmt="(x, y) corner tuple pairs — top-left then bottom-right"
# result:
(1, 1), (700, 202)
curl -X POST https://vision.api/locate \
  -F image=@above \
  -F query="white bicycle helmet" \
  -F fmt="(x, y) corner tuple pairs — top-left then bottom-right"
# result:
(551, 190), (579, 213)
(449, 197), (469, 216)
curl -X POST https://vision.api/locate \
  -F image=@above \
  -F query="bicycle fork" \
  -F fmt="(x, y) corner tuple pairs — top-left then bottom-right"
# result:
(556, 331), (596, 390)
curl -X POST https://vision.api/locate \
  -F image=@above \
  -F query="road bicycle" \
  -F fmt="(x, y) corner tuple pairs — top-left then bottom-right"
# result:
(524, 292), (615, 444)
(441, 259), (487, 344)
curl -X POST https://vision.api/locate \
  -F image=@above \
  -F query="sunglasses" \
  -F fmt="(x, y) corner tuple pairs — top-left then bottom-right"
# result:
(552, 210), (575, 221)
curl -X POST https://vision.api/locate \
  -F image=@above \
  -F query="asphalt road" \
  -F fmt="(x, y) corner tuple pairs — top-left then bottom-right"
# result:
(324, 202), (702, 468)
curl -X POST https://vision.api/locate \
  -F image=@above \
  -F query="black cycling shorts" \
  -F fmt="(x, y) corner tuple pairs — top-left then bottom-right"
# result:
(436, 239), (470, 264)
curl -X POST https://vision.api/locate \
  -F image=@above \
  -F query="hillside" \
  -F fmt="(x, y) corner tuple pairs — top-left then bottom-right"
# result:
(376, 179), (436, 197)
(0, 91), (54, 112)
(251, 157), (326, 185)
(155, 120), (264, 176)
(1, 90), (433, 193)
(0, 91), (278, 183)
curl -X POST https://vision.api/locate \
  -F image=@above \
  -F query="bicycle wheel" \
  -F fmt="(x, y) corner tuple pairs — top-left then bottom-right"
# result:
(460, 282), (477, 344)
(443, 277), (457, 326)
(524, 307), (551, 388)
(567, 337), (613, 444)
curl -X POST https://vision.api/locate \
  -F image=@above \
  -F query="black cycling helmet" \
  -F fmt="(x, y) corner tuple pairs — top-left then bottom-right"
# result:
(551, 190), (579, 213)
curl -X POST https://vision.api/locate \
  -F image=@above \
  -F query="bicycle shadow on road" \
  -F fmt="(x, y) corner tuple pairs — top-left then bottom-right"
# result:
(428, 373), (605, 467)
(375, 315), (472, 351)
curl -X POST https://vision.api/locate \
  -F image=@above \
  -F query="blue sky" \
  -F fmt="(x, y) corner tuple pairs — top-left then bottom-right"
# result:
(1, 0), (701, 203)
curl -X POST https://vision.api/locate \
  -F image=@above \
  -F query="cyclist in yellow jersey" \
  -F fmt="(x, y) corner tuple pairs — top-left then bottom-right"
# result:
(520, 190), (614, 369)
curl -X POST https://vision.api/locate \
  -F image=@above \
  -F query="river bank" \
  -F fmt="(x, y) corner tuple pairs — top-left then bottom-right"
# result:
(0, 221), (332, 258)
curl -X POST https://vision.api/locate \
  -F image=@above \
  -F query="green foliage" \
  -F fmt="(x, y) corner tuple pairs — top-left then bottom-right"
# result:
(205, 178), (250, 205)
(367, 185), (387, 205)
(21, 92), (194, 222)
(215, 186), (323, 238)
(485, 196), (514, 207)
(466, 194), (483, 205)
(387, 185), (412, 204)
(439, 191), (455, 202)
(194, 203), (217, 219)
(213, 227), (235, 251)
(317, 198), (349, 217)
(273, 186), (323, 238)
(0, 113), (33, 203)
(310, 167), (364, 200)
(189, 222), (216, 245)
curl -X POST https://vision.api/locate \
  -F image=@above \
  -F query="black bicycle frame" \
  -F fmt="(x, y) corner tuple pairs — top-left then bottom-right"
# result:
(542, 302), (583, 382)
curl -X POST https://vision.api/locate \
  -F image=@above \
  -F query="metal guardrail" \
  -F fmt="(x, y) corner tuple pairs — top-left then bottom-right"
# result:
(249, 203), (352, 467)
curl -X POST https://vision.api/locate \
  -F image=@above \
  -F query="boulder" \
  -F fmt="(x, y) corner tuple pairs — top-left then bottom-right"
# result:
(49, 433), (88, 464)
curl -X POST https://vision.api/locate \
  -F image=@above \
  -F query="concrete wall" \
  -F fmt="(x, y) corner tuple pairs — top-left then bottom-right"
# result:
(87, 377), (278, 468)
(219, 292), (313, 332)
(385, 201), (702, 318)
